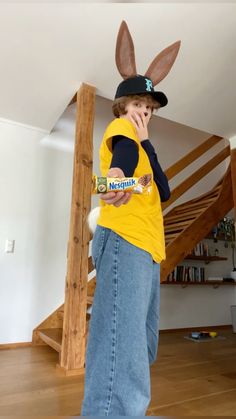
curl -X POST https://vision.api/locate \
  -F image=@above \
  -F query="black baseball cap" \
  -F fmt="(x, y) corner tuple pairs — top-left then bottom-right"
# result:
(115, 75), (168, 107)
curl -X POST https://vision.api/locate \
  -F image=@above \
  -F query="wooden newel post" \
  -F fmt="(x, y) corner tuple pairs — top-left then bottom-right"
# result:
(60, 83), (96, 373)
(228, 137), (236, 271)
(231, 150), (236, 217)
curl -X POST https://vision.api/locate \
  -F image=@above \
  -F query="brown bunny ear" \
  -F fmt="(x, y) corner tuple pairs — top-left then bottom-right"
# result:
(145, 40), (181, 86)
(115, 21), (137, 79)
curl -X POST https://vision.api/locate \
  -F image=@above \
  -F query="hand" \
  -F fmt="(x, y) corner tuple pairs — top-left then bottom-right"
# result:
(100, 167), (132, 207)
(130, 112), (149, 142)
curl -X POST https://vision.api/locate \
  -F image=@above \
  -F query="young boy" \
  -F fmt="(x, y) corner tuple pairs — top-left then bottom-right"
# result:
(81, 75), (170, 416)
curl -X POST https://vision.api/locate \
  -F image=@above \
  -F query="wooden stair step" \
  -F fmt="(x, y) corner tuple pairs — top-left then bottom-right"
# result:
(164, 204), (212, 225)
(87, 277), (96, 294)
(164, 200), (217, 242)
(38, 328), (62, 353)
(88, 256), (95, 273)
(170, 203), (208, 213)
(164, 214), (196, 224)
(57, 302), (93, 320)
(188, 185), (221, 203)
(176, 191), (218, 204)
(175, 197), (215, 208)
(165, 233), (179, 243)
(169, 209), (206, 222)
(38, 319), (91, 353)
(57, 276), (96, 319)
(164, 219), (191, 229)
(87, 296), (94, 305)
(163, 187), (220, 230)
(197, 197), (218, 204)
(165, 230), (179, 237)
(174, 203), (211, 214)
(194, 188), (221, 201)
(174, 197), (217, 212)
(164, 223), (190, 233)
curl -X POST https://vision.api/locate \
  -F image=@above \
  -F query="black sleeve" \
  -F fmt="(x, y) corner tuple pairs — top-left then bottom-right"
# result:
(110, 135), (139, 177)
(141, 139), (171, 202)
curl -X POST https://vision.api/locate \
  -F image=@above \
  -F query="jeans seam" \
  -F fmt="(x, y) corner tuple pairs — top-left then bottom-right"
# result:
(146, 320), (158, 336)
(104, 233), (119, 416)
(92, 226), (106, 268)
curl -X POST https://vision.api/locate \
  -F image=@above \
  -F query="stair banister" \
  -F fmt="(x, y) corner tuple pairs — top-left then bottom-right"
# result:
(165, 135), (223, 180)
(162, 145), (230, 210)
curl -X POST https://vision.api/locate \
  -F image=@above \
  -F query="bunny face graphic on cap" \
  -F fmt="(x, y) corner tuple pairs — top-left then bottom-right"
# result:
(145, 79), (153, 92)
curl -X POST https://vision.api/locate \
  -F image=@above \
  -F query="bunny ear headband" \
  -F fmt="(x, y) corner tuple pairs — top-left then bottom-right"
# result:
(115, 20), (181, 107)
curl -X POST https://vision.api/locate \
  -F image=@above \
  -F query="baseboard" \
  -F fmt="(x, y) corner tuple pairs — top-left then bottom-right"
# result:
(160, 324), (232, 333)
(0, 341), (32, 350)
(0, 325), (232, 348)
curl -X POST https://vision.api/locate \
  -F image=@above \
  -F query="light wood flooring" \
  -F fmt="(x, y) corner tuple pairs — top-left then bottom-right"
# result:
(1, 328), (236, 416)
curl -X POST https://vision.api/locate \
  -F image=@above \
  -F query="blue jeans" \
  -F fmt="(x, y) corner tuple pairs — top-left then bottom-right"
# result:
(81, 226), (160, 416)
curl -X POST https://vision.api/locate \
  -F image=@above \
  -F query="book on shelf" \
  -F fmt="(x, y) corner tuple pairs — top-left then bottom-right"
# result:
(190, 241), (209, 257)
(207, 276), (223, 282)
(167, 265), (205, 283)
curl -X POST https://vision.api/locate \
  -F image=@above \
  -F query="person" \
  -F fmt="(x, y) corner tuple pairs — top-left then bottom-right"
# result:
(81, 76), (170, 416)
(81, 21), (180, 416)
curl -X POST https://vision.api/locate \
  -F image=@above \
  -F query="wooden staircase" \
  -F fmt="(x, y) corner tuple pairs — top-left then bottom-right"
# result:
(33, 257), (96, 373)
(32, 166), (233, 373)
(32, 84), (236, 375)
(161, 167), (233, 280)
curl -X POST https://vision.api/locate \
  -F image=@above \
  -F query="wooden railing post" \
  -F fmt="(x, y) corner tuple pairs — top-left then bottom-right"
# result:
(59, 83), (96, 374)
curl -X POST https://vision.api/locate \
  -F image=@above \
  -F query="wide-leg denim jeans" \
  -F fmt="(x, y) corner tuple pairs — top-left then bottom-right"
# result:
(81, 226), (160, 416)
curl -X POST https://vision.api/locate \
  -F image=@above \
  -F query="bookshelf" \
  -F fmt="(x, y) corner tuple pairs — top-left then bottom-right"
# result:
(184, 255), (227, 263)
(164, 239), (232, 286)
(162, 281), (236, 287)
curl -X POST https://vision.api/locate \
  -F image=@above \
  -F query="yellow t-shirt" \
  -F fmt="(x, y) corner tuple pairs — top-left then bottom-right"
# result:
(97, 117), (166, 263)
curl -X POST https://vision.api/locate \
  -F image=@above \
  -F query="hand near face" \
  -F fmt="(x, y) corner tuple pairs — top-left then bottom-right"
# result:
(129, 111), (149, 142)
(120, 99), (152, 141)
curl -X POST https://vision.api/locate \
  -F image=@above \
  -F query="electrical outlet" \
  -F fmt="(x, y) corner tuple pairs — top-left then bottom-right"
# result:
(5, 239), (15, 253)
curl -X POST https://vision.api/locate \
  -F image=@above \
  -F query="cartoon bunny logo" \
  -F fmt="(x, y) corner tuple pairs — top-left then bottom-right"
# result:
(145, 79), (153, 92)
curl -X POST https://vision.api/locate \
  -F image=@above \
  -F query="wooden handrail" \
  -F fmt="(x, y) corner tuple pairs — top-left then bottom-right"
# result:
(165, 135), (223, 180)
(162, 145), (230, 210)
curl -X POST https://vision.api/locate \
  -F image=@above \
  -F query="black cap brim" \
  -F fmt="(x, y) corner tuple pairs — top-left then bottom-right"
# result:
(149, 91), (168, 108)
(114, 76), (168, 107)
(115, 89), (168, 108)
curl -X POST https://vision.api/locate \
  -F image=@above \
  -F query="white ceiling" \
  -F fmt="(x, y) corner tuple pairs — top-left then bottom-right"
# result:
(0, 2), (236, 137)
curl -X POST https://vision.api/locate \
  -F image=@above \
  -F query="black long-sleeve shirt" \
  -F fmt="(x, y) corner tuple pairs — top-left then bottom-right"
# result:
(110, 135), (170, 202)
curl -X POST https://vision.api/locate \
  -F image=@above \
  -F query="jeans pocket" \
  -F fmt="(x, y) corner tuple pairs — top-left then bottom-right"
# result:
(91, 225), (107, 268)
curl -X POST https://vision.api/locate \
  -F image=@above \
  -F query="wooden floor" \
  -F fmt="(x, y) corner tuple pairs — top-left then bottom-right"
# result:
(1, 328), (236, 416)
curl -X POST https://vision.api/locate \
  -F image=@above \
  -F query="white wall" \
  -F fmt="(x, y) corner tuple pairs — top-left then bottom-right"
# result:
(160, 285), (235, 329)
(0, 95), (235, 344)
(0, 120), (73, 344)
(0, 121), (40, 343)
(161, 239), (236, 329)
